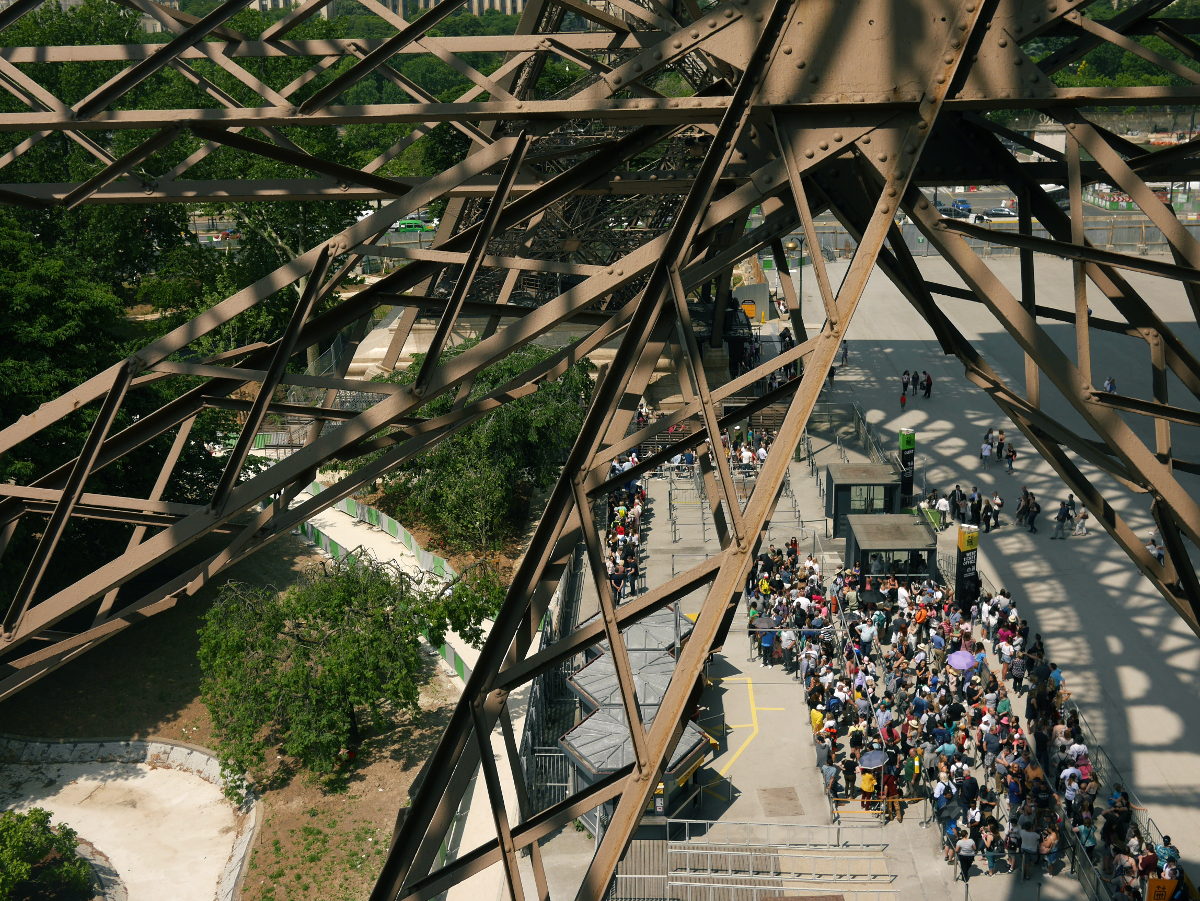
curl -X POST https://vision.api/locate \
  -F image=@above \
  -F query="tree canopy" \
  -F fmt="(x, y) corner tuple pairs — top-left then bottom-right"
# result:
(369, 340), (593, 551)
(198, 554), (504, 791)
(0, 808), (93, 900)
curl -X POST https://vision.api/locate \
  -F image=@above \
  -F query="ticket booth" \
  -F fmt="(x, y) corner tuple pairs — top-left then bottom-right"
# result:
(824, 463), (902, 538)
(844, 514), (939, 585)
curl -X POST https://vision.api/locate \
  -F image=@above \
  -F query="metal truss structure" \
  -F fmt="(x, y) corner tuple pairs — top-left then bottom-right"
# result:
(3, 0), (1200, 897)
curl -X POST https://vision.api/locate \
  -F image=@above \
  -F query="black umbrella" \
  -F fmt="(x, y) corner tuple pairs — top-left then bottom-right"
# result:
(752, 616), (776, 631)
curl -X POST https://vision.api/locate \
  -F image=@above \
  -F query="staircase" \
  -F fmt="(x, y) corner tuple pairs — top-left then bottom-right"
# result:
(607, 821), (898, 901)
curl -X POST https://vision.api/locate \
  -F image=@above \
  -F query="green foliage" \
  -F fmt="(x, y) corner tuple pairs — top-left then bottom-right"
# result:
(0, 808), (93, 900)
(0, 215), (126, 485)
(370, 340), (593, 551)
(198, 555), (504, 790)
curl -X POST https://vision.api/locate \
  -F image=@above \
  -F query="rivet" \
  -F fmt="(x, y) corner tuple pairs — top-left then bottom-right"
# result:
(888, 187), (898, 197)
(673, 40), (682, 49)
(879, 204), (892, 214)
(819, 141), (829, 150)
(855, 95), (865, 102)
(965, 2), (975, 10)
(763, 175), (773, 183)
(936, 75), (946, 84)
(1048, 3), (1057, 10)
(918, 198), (930, 209)
(607, 268), (615, 275)
(951, 40), (961, 49)
(1032, 14), (1041, 22)
(724, 7), (734, 16)
(1031, 73), (1040, 83)
(654, 52), (663, 60)
(797, 60), (806, 68)
(918, 121), (929, 130)
(877, 153), (888, 162)
(862, 136), (872, 144)
(690, 30), (700, 38)
(633, 64), (642, 72)
(944, 54), (954, 64)
(833, 133), (843, 142)
(617, 269), (624, 276)
(613, 75), (622, 84)
(707, 18), (717, 27)
(783, 46), (792, 54)
(998, 38), (1008, 47)
(809, 74), (819, 83)
(804, 149), (815, 158)
(754, 13), (763, 21)
(1014, 58), (1023, 65)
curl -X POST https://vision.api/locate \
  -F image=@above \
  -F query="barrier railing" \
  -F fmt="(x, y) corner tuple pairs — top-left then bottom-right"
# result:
(668, 847), (893, 880)
(668, 818), (887, 850)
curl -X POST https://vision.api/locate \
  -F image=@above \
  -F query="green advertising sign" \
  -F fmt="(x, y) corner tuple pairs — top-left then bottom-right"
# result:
(898, 430), (916, 450)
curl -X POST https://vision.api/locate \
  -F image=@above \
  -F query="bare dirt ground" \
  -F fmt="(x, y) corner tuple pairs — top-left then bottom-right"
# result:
(0, 530), (460, 901)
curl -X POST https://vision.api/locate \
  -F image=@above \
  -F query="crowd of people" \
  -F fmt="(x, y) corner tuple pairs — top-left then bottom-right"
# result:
(604, 456), (649, 603)
(741, 552), (1191, 897)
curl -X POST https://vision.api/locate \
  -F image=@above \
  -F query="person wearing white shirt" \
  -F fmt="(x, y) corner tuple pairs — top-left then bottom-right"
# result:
(755, 445), (768, 464)
(897, 584), (910, 610)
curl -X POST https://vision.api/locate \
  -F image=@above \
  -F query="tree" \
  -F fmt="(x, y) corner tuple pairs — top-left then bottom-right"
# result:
(369, 340), (593, 551)
(0, 214), (126, 486)
(198, 554), (504, 790)
(0, 808), (92, 900)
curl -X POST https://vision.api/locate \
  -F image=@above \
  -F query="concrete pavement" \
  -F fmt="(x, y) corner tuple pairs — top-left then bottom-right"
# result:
(806, 253), (1200, 872)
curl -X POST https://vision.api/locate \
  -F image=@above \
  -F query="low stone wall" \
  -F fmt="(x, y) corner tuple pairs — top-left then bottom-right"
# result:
(0, 735), (257, 901)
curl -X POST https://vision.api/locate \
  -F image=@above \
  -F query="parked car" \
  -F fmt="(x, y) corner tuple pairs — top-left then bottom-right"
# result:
(985, 207), (1018, 218)
(942, 206), (972, 220)
(951, 199), (972, 213)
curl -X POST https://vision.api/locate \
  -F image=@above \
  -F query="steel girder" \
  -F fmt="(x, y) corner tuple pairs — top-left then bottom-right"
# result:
(3, 0), (1200, 899)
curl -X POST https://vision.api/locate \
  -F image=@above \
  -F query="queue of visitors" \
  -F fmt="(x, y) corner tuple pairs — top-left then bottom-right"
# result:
(742, 553), (1192, 897)
(604, 455), (648, 602)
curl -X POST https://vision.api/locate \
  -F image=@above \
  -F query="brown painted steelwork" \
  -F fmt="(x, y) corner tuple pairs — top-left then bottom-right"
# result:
(3, 0), (1200, 898)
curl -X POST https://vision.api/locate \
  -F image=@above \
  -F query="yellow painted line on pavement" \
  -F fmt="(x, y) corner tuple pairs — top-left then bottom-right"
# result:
(718, 678), (759, 776)
(714, 675), (789, 778)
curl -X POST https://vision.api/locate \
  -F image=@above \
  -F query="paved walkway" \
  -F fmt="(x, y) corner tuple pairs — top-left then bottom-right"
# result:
(805, 254), (1200, 873)
(1, 762), (236, 901)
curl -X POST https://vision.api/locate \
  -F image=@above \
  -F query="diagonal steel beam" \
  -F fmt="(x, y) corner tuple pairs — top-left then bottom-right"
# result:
(2, 361), (136, 636)
(297, 0), (468, 114)
(210, 248), (334, 511)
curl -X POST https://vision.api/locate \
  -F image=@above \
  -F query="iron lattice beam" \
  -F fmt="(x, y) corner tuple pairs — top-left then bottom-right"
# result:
(2, 0), (1200, 899)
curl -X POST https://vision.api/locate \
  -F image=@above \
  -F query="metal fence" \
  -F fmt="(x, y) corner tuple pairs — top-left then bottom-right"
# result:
(517, 543), (586, 815)
(667, 819), (887, 850)
(665, 882), (899, 901)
